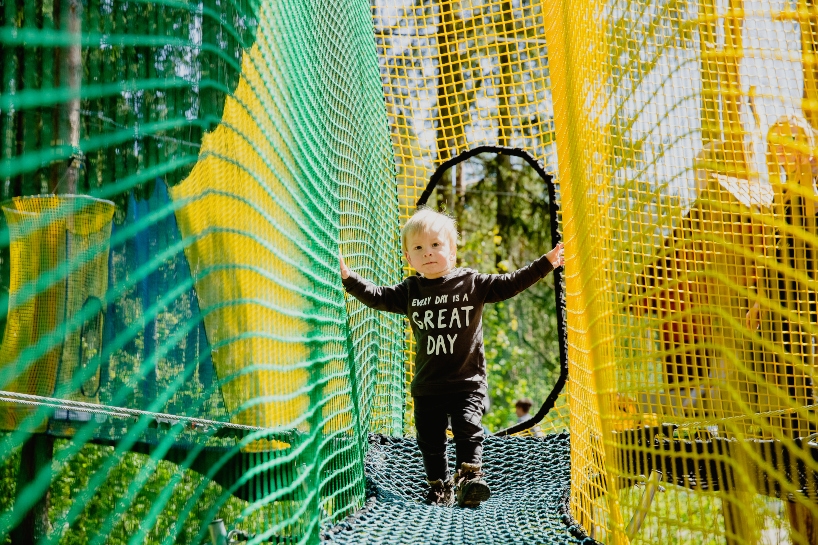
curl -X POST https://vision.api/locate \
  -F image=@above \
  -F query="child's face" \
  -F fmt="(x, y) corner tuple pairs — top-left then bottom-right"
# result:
(404, 229), (456, 279)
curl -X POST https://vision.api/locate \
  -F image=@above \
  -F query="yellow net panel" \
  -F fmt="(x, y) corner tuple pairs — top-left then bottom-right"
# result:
(0, 196), (114, 432)
(372, 0), (560, 432)
(3, 0), (818, 542)
(373, 0), (818, 543)
(551, 0), (818, 543)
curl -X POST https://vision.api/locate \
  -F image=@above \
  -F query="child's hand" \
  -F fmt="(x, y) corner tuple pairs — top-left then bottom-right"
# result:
(340, 253), (350, 280)
(745, 301), (761, 330)
(546, 242), (565, 268)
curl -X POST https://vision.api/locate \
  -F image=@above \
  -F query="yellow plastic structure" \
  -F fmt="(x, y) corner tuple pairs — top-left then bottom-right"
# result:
(171, 42), (325, 450)
(0, 196), (114, 432)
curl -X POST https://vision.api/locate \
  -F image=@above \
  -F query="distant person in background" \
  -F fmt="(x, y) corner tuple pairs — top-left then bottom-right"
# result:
(747, 115), (818, 439)
(514, 398), (544, 437)
(515, 398), (534, 424)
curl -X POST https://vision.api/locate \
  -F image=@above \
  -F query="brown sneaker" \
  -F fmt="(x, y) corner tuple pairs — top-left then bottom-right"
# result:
(425, 478), (455, 506)
(454, 462), (491, 507)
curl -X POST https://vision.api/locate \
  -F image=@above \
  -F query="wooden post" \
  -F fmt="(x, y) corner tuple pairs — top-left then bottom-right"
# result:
(10, 434), (55, 544)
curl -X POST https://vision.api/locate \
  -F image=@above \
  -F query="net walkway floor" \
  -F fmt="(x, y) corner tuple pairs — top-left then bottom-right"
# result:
(324, 433), (598, 545)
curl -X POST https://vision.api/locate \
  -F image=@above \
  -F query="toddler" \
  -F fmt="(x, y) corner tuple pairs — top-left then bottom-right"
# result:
(340, 207), (564, 507)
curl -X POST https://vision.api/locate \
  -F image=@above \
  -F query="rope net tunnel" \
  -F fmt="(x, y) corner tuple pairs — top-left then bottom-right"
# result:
(0, 0), (816, 544)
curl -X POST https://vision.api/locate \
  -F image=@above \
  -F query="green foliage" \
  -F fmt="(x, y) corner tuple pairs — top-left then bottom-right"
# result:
(0, 446), (17, 545)
(616, 484), (791, 545)
(0, 434), (281, 544)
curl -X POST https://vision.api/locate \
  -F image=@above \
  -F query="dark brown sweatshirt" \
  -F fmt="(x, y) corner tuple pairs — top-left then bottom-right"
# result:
(342, 255), (554, 397)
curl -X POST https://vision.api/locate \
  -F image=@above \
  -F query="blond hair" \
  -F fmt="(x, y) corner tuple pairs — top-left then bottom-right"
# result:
(766, 115), (815, 177)
(765, 115), (818, 205)
(400, 207), (458, 252)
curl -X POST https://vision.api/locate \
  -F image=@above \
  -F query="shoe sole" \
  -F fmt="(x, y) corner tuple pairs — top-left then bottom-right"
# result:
(458, 481), (491, 508)
(426, 496), (456, 507)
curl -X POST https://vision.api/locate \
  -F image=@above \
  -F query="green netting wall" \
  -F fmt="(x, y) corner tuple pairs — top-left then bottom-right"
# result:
(0, 0), (404, 542)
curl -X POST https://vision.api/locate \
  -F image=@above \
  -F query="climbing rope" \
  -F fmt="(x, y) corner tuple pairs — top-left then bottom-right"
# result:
(0, 390), (274, 434)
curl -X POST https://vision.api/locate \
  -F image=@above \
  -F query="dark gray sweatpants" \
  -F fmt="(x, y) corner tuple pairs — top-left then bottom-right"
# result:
(414, 391), (485, 482)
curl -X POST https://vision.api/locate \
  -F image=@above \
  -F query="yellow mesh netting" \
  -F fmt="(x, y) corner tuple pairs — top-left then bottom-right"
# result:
(374, 0), (818, 543)
(553, 0), (818, 542)
(372, 0), (558, 432)
(170, 40), (313, 450)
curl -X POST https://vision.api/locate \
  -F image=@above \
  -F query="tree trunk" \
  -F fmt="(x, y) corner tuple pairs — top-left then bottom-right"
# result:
(786, 501), (818, 545)
(494, 1), (516, 266)
(495, 154), (514, 267)
(434, 0), (464, 213)
(496, 0), (515, 149)
(52, 0), (82, 194)
(455, 159), (466, 222)
(435, 168), (452, 212)
(10, 435), (54, 544)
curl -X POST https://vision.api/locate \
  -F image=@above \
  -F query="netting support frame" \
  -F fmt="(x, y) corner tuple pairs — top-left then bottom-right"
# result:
(416, 145), (568, 437)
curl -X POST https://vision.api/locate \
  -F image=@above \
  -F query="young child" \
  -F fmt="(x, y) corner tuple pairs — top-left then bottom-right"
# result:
(339, 207), (564, 508)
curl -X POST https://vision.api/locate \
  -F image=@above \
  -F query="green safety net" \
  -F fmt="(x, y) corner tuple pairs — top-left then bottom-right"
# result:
(0, 0), (409, 542)
(0, 0), (587, 543)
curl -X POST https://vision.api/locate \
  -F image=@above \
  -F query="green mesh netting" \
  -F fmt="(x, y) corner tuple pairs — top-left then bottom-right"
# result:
(0, 0), (409, 541)
(0, 0), (589, 543)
